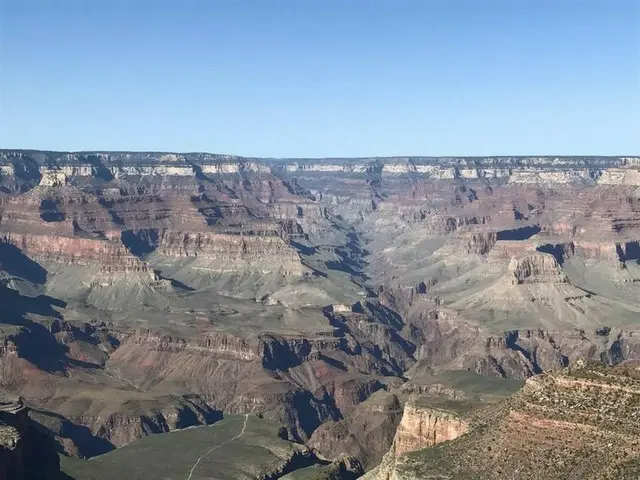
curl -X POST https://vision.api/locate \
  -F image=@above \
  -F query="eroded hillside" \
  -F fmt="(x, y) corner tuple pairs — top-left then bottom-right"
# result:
(369, 361), (640, 480)
(1, 151), (640, 477)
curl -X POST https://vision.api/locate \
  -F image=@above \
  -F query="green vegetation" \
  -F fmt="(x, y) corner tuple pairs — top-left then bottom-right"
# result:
(410, 369), (524, 400)
(61, 415), (315, 480)
(411, 396), (478, 417)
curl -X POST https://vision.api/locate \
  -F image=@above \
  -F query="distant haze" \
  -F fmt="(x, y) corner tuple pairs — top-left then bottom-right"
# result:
(1, 0), (638, 157)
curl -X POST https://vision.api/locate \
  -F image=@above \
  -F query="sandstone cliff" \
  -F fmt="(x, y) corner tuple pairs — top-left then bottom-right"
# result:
(391, 403), (469, 457)
(4, 151), (640, 186)
(361, 399), (470, 480)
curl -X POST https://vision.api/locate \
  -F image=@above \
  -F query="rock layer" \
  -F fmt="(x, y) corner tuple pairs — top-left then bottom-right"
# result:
(391, 403), (469, 457)
(3, 150), (640, 473)
(370, 361), (640, 480)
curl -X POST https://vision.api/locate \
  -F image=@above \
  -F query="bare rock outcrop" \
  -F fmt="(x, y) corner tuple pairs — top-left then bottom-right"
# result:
(375, 361), (640, 479)
(361, 400), (470, 480)
(0, 233), (146, 272)
(391, 403), (469, 456)
(308, 391), (403, 470)
(155, 230), (306, 275)
(462, 231), (497, 255)
(507, 253), (568, 284)
(30, 393), (222, 456)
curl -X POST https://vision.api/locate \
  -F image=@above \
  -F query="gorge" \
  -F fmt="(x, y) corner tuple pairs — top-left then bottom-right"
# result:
(2, 150), (640, 478)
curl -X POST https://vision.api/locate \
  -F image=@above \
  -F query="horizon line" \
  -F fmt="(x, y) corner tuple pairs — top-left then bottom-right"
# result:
(1, 148), (638, 160)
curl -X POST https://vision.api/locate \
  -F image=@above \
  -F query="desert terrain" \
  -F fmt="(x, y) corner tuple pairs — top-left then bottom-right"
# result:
(2, 151), (640, 478)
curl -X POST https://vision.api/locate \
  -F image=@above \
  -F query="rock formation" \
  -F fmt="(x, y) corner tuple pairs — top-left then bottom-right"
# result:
(367, 361), (640, 480)
(2, 150), (640, 477)
(391, 403), (469, 456)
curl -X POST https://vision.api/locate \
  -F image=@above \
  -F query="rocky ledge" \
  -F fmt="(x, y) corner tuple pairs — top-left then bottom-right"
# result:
(369, 361), (640, 480)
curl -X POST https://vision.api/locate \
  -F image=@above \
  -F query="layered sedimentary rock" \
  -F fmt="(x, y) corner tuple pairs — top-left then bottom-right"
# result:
(102, 320), (412, 442)
(4, 152), (640, 189)
(59, 413), (329, 480)
(361, 401), (471, 480)
(359, 371), (519, 480)
(391, 403), (468, 456)
(0, 233), (146, 272)
(369, 361), (640, 480)
(308, 391), (404, 470)
(507, 253), (568, 284)
(30, 393), (222, 457)
(3, 149), (640, 474)
(154, 230), (305, 275)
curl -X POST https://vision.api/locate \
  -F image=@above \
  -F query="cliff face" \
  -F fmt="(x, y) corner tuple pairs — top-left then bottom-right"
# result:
(0, 396), (59, 480)
(362, 400), (470, 480)
(3, 151), (640, 184)
(0, 150), (322, 301)
(30, 393), (222, 457)
(405, 305), (640, 381)
(307, 391), (404, 470)
(391, 403), (469, 456)
(0, 232), (147, 272)
(58, 413), (330, 480)
(154, 230), (306, 275)
(102, 323), (413, 442)
(507, 253), (568, 284)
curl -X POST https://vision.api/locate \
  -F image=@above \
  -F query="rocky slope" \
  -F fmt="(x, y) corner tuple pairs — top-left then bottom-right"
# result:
(367, 361), (640, 480)
(359, 371), (521, 479)
(2, 150), (640, 475)
(310, 370), (521, 471)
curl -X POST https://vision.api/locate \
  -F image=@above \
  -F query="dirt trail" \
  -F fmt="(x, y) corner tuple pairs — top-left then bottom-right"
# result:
(185, 413), (250, 480)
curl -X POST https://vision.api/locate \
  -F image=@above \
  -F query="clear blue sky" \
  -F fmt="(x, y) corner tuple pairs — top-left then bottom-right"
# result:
(1, 0), (639, 157)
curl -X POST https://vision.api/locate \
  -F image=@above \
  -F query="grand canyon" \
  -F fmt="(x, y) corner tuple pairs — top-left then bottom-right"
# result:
(2, 150), (640, 479)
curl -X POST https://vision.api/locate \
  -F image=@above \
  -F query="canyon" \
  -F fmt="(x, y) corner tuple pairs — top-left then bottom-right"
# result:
(1, 150), (640, 478)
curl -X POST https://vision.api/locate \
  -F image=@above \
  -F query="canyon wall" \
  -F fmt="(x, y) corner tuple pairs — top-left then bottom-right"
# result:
(3, 149), (640, 473)
(391, 403), (469, 456)
(361, 400), (470, 480)
(4, 152), (640, 189)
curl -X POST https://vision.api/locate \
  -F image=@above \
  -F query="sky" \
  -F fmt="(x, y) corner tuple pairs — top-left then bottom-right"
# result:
(0, 0), (639, 157)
